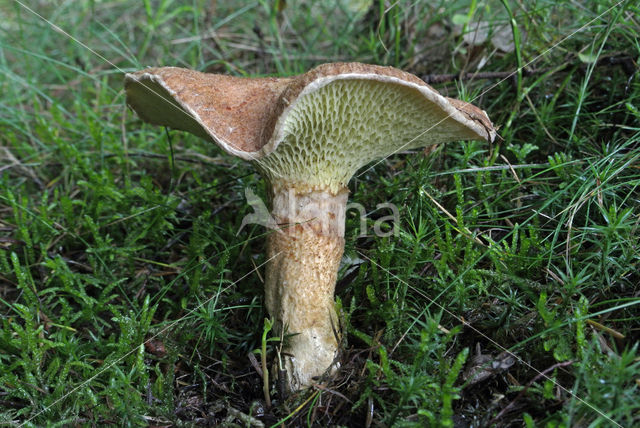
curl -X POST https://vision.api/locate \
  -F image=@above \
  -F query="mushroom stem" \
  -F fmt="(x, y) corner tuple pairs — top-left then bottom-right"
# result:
(264, 185), (349, 391)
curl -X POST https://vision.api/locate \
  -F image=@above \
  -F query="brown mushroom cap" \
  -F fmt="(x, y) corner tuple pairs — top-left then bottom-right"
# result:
(125, 62), (496, 192)
(124, 67), (292, 158)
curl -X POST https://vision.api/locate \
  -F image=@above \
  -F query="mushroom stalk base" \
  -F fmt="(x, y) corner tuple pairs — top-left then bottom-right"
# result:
(265, 186), (348, 391)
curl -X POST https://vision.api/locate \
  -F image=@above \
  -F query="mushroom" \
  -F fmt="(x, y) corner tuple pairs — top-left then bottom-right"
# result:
(124, 62), (496, 391)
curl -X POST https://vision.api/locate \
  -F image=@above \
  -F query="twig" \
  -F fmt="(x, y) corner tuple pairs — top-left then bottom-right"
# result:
(586, 319), (625, 340)
(247, 352), (263, 377)
(311, 382), (352, 403)
(227, 406), (265, 428)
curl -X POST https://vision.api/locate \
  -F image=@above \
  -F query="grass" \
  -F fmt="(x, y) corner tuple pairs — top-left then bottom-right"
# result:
(1, 0), (639, 426)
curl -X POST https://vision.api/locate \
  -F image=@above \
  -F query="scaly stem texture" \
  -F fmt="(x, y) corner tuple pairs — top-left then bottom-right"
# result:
(264, 185), (348, 390)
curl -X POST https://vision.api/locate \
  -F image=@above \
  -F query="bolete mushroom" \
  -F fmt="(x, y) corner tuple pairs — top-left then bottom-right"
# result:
(124, 62), (496, 391)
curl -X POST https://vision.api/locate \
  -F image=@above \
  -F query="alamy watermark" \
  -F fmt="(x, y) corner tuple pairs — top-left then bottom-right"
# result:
(238, 188), (399, 237)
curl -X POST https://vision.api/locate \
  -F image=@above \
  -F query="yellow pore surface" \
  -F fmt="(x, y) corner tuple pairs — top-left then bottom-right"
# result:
(259, 79), (479, 193)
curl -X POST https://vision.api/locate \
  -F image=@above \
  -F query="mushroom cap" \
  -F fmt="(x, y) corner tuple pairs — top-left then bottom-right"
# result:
(125, 62), (496, 192)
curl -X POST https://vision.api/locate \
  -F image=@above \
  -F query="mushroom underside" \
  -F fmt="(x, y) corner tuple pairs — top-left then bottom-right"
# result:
(259, 78), (486, 193)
